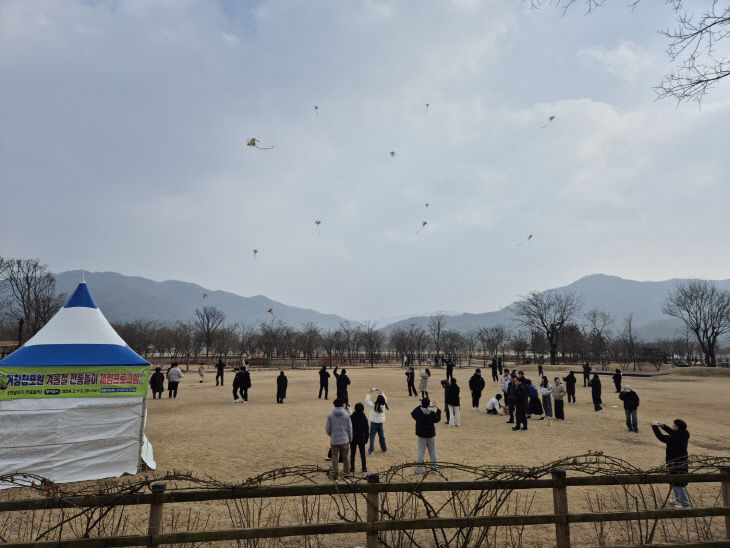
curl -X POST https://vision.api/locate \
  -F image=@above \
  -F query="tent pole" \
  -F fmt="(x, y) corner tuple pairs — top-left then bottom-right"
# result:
(138, 395), (147, 473)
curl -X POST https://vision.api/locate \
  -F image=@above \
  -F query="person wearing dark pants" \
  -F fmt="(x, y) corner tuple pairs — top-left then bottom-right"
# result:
(318, 365), (330, 399)
(612, 368), (622, 393)
(446, 358), (454, 381)
(552, 377), (566, 420)
(440, 378), (451, 424)
(497, 357), (503, 375)
(582, 362), (591, 387)
(349, 403), (369, 473)
(150, 367), (165, 399)
(232, 367), (243, 402)
(406, 367), (417, 397)
(241, 366), (251, 402)
(468, 369), (485, 411)
(651, 419), (691, 508)
(619, 385), (640, 432)
(215, 359), (225, 386)
(490, 358), (498, 382)
(505, 374), (517, 424)
(589, 373), (603, 411)
(563, 371), (577, 404)
(276, 371), (288, 403)
(166, 363), (183, 399)
(333, 366), (351, 406)
(511, 376), (528, 431)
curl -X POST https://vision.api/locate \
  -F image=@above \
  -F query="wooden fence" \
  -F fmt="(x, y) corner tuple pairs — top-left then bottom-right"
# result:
(2, 468), (729, 548)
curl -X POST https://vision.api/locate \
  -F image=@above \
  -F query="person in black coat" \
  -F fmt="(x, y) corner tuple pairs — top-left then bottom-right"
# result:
(440, 378), (451, 424)
(445, 378), (461, 426)
(232, 367), (243, 402)
(490, 358), (498, 382)
(511, 376), (529, 431)
(445, 357), (454, 380)
(150, 367), (165, 399)
(468, 369), (486, 411)
(333, 366), (350, 406)
(276, 371), (288, 403)
(537, 364), (544, 378)
(318, 365), (330, 399)
(411, 397), (441, 475)
(612, 368), (622, 393)
(582, 362), (591, 387)
(652, 419), (691, 508)
(215, 359), (225, 386)
(349, 403), (369, 473)
(241, 365), (251, 402)
(497, 357), (503, 375)
(619, 385), (640, 432)
(405, 367), (417, 397)
(505, 374), (517, 424)
(563, 371), (577, 404)
(588, 373), (602, 411)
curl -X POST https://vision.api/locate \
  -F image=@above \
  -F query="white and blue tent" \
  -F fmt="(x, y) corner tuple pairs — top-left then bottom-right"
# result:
(0, 282), (155, 485)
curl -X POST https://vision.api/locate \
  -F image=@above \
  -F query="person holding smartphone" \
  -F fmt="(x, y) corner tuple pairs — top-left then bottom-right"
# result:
(411, 397), (441, 475)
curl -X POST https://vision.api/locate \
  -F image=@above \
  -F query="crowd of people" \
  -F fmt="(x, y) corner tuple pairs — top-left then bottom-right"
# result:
(147, 358), (692, 506)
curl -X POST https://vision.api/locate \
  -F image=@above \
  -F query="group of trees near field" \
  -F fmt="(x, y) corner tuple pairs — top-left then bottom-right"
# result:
(3, 255), (730, 368)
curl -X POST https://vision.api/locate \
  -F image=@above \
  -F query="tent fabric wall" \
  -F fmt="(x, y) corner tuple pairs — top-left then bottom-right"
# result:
(0, 397), (147, 484)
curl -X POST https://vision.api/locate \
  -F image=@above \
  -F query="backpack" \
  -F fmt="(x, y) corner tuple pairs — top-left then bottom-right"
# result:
(527, 384), (538, 398)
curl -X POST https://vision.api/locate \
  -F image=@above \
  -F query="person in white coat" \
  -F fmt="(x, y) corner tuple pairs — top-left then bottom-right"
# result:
(365, 389), (388, 454)
(166, 363), (184, 399)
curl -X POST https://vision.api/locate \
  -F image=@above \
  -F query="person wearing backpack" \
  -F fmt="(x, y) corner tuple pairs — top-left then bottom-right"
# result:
(619, 385), (640, 432)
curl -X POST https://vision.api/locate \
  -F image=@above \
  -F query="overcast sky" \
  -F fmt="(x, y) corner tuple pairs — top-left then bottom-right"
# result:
(1, 1), (729, 322)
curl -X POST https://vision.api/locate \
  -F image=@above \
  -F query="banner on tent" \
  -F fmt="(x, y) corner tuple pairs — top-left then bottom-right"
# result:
(0, 366), (150, 400)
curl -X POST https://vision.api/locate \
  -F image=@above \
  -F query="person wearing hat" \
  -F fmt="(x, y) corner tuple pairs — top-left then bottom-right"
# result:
(619, 385), (640, 432)
(411, 397), (441, 474)
(651, 419), (691, 508)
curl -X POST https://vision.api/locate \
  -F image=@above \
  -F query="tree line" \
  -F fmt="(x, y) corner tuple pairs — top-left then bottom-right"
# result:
(2, 255), (730, 368)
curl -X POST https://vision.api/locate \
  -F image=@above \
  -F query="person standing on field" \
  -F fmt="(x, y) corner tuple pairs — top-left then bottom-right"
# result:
(232, 367), (243, 402)
(215, 359), (225, 386)
(365, 389), (388, 454)
(468, 369), (485, 411)
(552, 377), (566, 420)
(505, 373), (517, 424)
(511, 375), (529, 431)
(612, 368), (623, 393)
(166, 363), (183, 399)
(589, 373), (603, 412)
(582, 362), (591, 387)
(349, 402), (369, 473)
(325, 399), (353, 476)
(276, 370), (288, 404)
(619, 385), (640, 432)
(411, 397), (441, 475)
(333, 366), (351, 406)
(490, 357), (499, 382)
(150, 367), (165, 399)
(651, 419), (691, 508)
(318, 365), (330, 399)
(497, 357), (503, 375)
(241, 365), (251, 402)
(197, 363), (205, 383)
(406, 366), (417, 397)
(440, 377), (451, 424)
(445, 377), (461, 426)
(539, 376), (553, 419)
(419, 368), (431, 399)
(445, 357), (454, 380)
(563, 371), (577, 404)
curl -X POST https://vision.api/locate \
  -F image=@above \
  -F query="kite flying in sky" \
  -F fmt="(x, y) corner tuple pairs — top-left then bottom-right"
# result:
(267, 308), (274, 315)
(425, 103), (429, 112)
(415, 221), (428, 234)
(202, 293), (208, 299)
(315, 219), (322, 236)
(247, 138), (274, 149)
(390, 151), (397, 158)
(314, 105), (319, 115)
(518, 234), (533, 246)
(425, 203), (430, 208)
(252, 249), (259, 258)
(542, 116), (556, 128)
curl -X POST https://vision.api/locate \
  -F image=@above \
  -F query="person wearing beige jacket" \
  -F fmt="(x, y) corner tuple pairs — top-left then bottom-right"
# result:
(552, 377), (567, 420)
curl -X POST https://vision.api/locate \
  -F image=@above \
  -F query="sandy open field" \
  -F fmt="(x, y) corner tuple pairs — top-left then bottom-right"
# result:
(145, 363), (730, 479)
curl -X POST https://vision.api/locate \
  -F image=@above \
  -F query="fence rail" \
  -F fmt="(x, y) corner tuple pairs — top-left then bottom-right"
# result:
(2, 469), (729, 547)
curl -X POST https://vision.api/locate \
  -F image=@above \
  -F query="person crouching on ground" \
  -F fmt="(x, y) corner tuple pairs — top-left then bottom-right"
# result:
(552, 377), (566, 420)
(411, 397), (441, 475)
(651, 419), (691, 508)
(485, 394), (503, 415)
(365, 389), (388, 454)
(619, 385), (640, 432)
(325, 399), (353, 476)
(349, 403), (369, 474)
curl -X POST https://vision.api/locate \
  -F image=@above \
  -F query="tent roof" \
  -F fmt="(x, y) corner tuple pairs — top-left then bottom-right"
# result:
(0, 283), (149, 367)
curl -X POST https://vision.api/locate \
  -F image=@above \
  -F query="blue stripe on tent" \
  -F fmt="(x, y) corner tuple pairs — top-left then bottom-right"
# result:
(0, 344), (149, 367)
(63, 283), (98, 309)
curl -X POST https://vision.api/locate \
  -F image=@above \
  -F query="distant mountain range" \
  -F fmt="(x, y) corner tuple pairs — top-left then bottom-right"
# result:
(53, 271), (730, 340)
(54, 271), (350, 330)
(379, 274), (730, 340)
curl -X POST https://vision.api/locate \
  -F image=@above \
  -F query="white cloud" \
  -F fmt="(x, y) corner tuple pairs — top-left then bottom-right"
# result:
(579, 41), (656, 84)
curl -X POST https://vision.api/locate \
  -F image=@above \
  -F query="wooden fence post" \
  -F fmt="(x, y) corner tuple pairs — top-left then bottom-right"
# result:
(552, 470), (570, 548)
(720, 466), (730, 540)
(366, 473), (380, 548)
(148, 481), (167, 548)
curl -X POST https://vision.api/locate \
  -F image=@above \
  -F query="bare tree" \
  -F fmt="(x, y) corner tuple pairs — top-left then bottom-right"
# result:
(510, 330), (530, 363)
(321, 329), (342, 366)
(115, 319), (157, 357)
(441, 330), (463, 361)
(1, 258), (66, 340)
(545, 1), (730, 102)
(212, 325), (236, 360)
(584, 308), (613, 368)
(464, 329), (480, 367)
(428, 312), (447, 360)
(298, 322), (321, 367)
(360, 321), (384, 367)
(406, 323), (427, 365)
(512, 290), (583, 364)
(663, 280), (730, 367)
(339, 320), (362, 365)
(172, 321), (199, 370)
(194, 306), (226, 357)
(619, 313), (641, 371)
